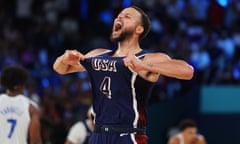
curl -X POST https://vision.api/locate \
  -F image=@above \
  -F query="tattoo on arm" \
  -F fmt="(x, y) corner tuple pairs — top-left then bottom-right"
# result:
(148, 64), (153, 67)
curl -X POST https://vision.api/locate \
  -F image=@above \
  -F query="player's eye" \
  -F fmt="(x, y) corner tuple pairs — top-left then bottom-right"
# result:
(125, 15), (131, 18)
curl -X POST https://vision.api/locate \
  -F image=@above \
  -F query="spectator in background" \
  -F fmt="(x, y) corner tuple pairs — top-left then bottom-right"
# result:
(167, 119), (207, 144)
(65, 106), (94, 144)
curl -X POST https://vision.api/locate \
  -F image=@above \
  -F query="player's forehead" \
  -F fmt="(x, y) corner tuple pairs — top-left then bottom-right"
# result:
(118, 7), (141, 18)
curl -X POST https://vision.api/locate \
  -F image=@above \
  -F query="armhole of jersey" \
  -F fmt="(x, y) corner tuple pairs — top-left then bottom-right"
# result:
(28, 100), (39, 118)
(29, 100), (39, 109)
(28, 101), (32, 118)
(136, 51), (149, 59)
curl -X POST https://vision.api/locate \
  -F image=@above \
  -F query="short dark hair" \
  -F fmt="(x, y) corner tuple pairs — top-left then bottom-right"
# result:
(131, 6), (151, 40)
(178, 119), (197, 132)
(0, 65), (29, 91)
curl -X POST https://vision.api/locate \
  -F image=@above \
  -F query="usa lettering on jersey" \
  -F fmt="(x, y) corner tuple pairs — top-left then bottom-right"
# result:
(91, 58), (117, 72)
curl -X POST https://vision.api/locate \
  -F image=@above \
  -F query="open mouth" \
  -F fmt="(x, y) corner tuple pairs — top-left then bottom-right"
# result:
(114, 21), (122, 32)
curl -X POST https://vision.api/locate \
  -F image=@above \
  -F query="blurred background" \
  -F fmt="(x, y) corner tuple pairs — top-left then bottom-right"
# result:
(0, 0), (239, 143)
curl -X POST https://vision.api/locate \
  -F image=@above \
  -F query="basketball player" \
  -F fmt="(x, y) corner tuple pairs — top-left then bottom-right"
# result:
(65, 106), (94, 144)
(0, 66), (42, 144)
(167, 119), (207, 144)
(53, 6), (194, 144)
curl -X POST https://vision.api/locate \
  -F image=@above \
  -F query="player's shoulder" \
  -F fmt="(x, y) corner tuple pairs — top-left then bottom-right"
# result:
(85, 48), (111, 58)
(138, 48), (167, 57)
(16, 94), (32, 103)
(144, 51), (168, 57)
(197, 134), (207, 143)
(0, 93), (6, 99)
(140, 50), (170, 63)
(19, 95), (37, 105)
(29, 99), (40, 109)
(168, 135), (180, 144)
(0, 94), (7, 104)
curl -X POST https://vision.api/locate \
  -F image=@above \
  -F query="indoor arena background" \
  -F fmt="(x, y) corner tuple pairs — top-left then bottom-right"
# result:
(0, 0), (239, 143)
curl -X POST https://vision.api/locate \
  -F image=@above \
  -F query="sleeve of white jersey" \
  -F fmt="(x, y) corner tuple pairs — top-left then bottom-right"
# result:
(29, 99), (40, 109)
(67, 121), (87, 144)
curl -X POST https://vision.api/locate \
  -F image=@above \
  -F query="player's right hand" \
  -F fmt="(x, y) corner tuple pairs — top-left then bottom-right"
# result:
(62, 50), (85, 65)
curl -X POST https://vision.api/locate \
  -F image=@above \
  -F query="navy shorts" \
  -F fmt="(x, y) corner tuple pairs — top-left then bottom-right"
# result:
(89, 132), (148, 144)
(89, 124), (148, 144)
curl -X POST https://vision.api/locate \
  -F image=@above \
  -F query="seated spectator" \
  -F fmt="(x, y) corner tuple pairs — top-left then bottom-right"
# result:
(65, 106), (94, 144)
(167, 119), (207, 144)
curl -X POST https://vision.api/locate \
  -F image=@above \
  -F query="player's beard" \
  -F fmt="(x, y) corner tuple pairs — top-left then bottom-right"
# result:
(110, 30), (133, 42)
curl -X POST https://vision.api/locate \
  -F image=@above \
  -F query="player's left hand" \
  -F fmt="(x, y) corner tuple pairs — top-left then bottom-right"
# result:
(124, 54), (144, 72)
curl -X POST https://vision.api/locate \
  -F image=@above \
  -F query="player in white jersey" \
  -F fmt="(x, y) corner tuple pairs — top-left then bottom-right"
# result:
(167, 119), (207, 144)
(0, 65), (42, 144)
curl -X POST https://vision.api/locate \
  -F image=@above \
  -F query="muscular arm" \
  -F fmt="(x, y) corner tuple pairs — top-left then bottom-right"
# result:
(29, 104), (42, 144)
(53, 49), (110, 74)
(124, 53), (194, 82)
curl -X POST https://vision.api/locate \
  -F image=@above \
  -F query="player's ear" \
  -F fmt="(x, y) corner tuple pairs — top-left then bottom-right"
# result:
(136, 25), (144, 35)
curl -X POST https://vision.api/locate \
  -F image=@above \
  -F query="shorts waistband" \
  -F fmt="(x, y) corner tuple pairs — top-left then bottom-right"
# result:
(94, 124), (146, 134)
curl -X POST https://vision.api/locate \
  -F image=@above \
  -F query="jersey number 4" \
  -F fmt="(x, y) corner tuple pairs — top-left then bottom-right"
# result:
(100, 76), (112, 99)
(7, 119), (17, 138)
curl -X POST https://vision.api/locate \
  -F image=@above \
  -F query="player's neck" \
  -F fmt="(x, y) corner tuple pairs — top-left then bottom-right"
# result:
(116, 40), (141, 56)
(6, 89), (24, 97)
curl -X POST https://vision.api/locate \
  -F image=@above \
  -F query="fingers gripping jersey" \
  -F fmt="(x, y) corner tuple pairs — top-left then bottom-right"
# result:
(81, 50), (154, 128)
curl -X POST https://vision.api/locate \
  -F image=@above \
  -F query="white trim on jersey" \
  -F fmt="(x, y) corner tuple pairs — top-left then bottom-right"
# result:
(136, 52), (149, 59)
(130, 52), (149, 144)
(130, 133), (138, 144)
(130, 72), (138, 144)
(131, 72), (138, 128)
(130, 52), (149, 127)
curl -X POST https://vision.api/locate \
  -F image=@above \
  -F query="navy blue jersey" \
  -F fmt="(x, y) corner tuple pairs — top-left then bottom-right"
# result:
(81, 50), (154, 128)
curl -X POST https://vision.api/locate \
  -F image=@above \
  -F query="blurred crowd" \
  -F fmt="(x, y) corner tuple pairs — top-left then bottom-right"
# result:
(0, 0), (240, 143)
